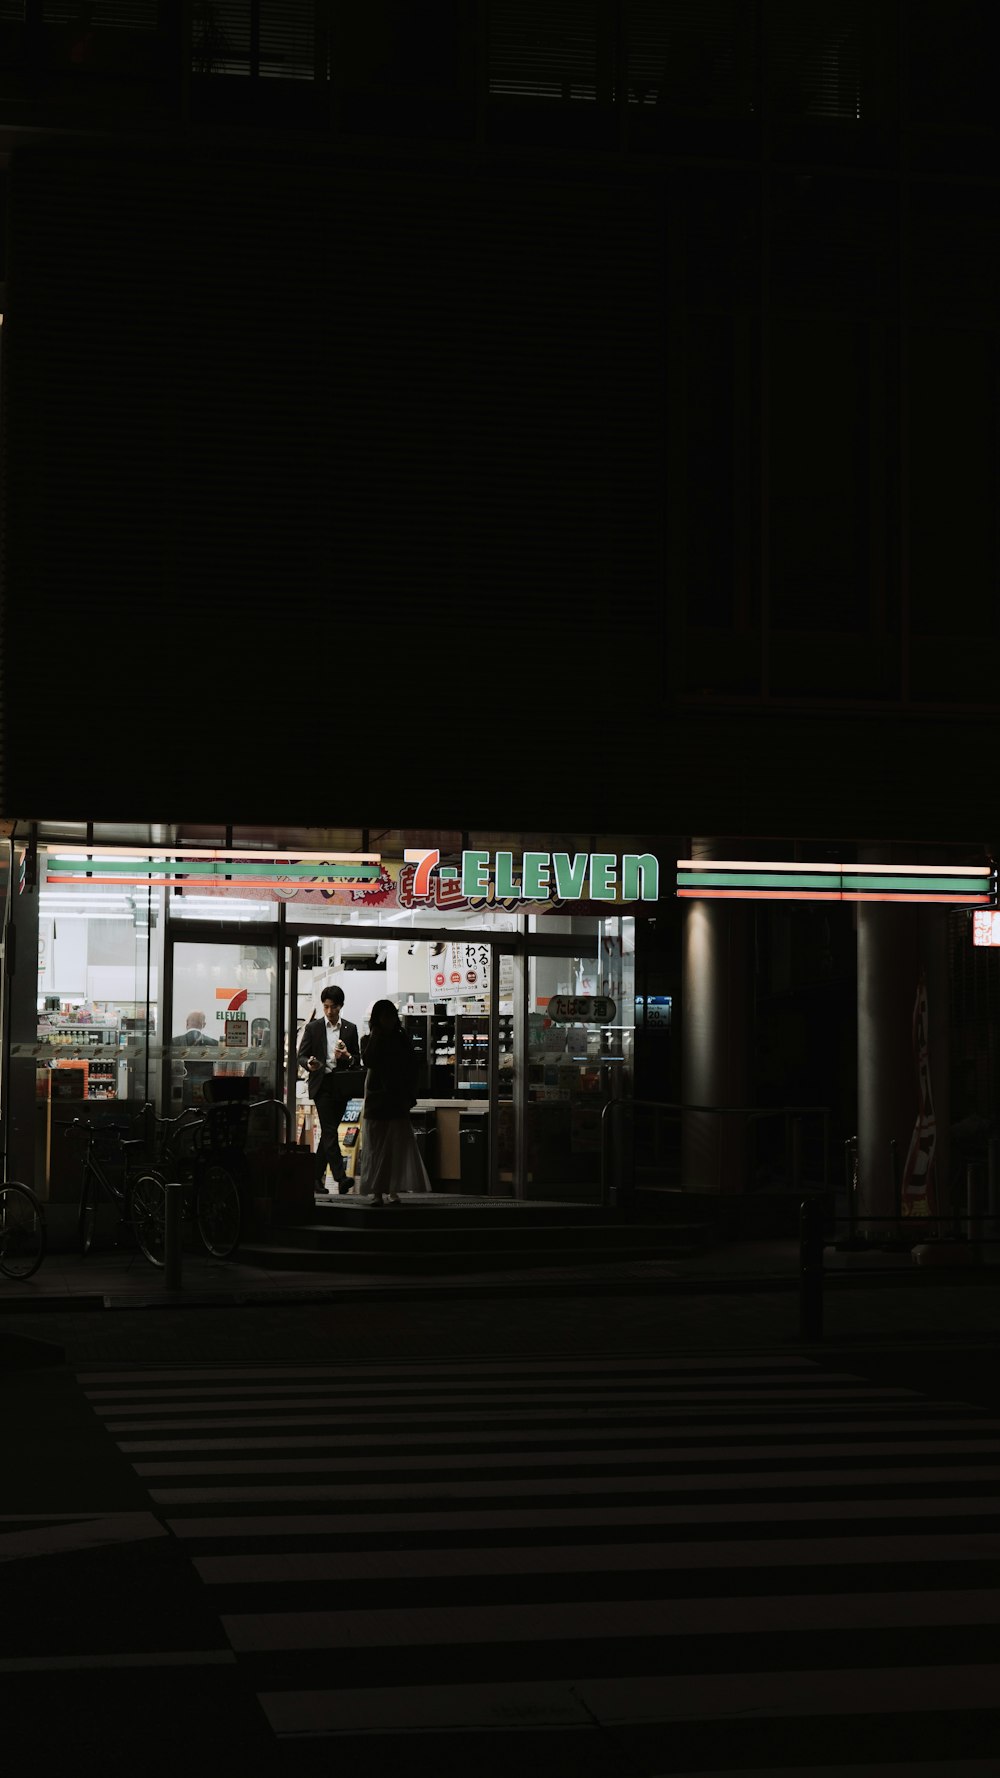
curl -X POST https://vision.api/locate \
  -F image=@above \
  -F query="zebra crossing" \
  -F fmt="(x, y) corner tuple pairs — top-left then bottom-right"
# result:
(78, 1351), (1000, 1771)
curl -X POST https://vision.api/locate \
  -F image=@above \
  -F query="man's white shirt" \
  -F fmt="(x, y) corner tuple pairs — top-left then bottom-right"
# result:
(324, 1016), (342, 1073)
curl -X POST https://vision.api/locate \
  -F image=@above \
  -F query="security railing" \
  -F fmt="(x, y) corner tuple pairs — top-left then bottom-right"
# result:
(800, 1147), (1000, 1340)
(600, 1099), (831, 1210)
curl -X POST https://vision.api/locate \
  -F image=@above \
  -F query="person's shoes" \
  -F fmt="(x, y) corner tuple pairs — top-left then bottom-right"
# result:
(386, 1194), (401, 1205)
(369, 1196), (384, 1206)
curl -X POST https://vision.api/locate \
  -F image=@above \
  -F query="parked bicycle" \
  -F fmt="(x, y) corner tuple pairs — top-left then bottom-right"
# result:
(126, 1102), (244, 1268)
(62, 1112), (159, 1260)
(0, 1180), (46, 1280)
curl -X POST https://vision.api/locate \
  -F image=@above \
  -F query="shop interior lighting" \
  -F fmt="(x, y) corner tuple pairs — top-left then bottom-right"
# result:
(168, 897), (272, 919)
(676, 860), (994, 905)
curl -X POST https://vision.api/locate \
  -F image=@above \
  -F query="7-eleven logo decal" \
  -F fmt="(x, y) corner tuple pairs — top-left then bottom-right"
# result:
(215, 988), (248, 1020)
(403, 848), (440, 898)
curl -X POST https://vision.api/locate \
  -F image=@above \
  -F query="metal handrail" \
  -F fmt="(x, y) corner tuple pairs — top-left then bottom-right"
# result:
(249, 1096), (291, 1143)
(799, 1196), (1000, 1341)
(600, 1099), (832, 1209)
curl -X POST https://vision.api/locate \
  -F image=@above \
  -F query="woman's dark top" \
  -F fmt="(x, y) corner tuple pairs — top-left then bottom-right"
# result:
(364, 1027), (418, 1120)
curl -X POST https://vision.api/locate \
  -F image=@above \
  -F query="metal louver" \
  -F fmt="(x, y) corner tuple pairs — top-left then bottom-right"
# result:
(625, 0), (748, 113)
(765, 0), (867, 119)
(488, 0), (598, 101)
(42, 2), (158, 22)
(192, 0), (315, 79)
(260, 0), (314, 80)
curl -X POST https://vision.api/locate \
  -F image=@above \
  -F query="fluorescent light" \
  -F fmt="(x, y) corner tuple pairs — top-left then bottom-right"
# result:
(170, 898), (271, 918)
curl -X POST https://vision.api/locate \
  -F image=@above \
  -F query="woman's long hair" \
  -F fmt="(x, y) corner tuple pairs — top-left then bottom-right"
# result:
(365, 999), (401, 1062)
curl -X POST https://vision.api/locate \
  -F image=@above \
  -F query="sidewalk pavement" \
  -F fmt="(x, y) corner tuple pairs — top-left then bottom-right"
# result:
(0, 1234), (927, 1314)
(2, 1240), (1000, 1369)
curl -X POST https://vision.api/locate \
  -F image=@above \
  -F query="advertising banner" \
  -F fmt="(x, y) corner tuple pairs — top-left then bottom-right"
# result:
(900, 970), (936, 1218)
(428, 940), (491, 998)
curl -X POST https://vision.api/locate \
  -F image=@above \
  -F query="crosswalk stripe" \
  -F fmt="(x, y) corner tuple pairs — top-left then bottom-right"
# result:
(165, 1495), (1000, 1537)
(97, 1399), (930, 1434)
(87, 1379), (918, 1408)
(147, 1460), (1000, 1506)
(225, 1588), (1000, 1649)
(657, 1768), (1000, 1778)
(87, 1352), (1000, 1756)
(131, 1437), (1000, 1478)
(113, 1417), (1000, 1453)
(85, 1368), (836, 1401)
(192, 1530), (1000, 1585)
(77, 1355), (823, 1385)
(257, 1664), (1000, 1737)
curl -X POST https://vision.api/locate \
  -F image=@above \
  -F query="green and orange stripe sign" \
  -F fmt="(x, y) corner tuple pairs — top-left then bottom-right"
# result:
(676, 860), (994, 905)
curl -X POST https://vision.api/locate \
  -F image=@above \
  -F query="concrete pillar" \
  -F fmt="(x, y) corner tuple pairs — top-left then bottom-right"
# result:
(681, 852), (750, 1193)
(857, 901), (950, 1229)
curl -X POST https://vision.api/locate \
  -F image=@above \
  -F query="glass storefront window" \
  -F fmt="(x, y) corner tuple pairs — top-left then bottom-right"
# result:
(14, 836), (646, 1203)
(31, 874), (162, 1201)
(168, 940), (279, 1112)
(508, 916), (636, 1201)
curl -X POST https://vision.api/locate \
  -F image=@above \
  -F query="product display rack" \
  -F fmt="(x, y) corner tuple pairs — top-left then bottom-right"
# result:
(400, 1007), (515, 1096)
(41, 1021), (120, 1050)
(456, 1013), (488, 1093)
(86, 1059), (118, 1101)
(429, 1012), (456, 1093)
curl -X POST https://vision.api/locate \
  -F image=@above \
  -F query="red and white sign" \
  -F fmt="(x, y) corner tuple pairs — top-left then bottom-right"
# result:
(428, 941), (490, 999)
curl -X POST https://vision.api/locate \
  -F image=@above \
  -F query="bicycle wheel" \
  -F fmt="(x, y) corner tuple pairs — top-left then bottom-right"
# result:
(196, 1161), (242, 1259)
(78, 1165), (100, 1256)
(128, 1171), (167, 1269)
(0, 1182), (47, 1281)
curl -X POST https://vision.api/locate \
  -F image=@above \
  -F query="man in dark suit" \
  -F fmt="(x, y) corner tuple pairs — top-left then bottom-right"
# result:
(172, 1009), (218, 1105)
(297, 985), (362, 1193)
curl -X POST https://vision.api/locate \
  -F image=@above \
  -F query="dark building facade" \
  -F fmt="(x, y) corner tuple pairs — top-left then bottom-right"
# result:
(1, 3), (998, 1225)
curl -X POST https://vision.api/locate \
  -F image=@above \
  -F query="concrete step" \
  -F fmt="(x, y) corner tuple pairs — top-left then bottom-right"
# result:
(238, 1235), (708, 1274)
(311, 1198), (617, 1226)
(280, 1216), (712, 1254)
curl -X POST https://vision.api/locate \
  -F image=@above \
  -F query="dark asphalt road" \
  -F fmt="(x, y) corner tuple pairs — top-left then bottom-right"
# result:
(4, 1282), (1000, 1776)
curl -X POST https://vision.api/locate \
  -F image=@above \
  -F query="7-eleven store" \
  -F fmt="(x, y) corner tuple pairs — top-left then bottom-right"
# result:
(1, 827), (992, 1243)
(3, 831), (660, 1235)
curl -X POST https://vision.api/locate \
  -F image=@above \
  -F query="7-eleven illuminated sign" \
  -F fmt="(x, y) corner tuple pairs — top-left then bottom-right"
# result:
(404, 848), (660, 902)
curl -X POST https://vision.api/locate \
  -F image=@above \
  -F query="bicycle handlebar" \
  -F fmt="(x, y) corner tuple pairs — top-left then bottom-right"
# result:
(56, 1117), (132, 1138)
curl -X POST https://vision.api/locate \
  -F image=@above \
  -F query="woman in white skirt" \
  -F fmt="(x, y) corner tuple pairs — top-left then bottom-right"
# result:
(359, 999), (430, 1204)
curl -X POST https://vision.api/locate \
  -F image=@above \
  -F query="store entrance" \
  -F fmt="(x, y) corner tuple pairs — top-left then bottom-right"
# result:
(290, 923), (632, 1202)
(22, 865), (634, 1206)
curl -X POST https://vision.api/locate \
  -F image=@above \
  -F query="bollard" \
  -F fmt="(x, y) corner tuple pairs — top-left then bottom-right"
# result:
(965, 1161), (985, 1245)
(844, 1138), (858, 1245)
(889, 1138), (901, 1223)
(790, 1117), (802, 1193)
(164, 1182), (183, 1291)
(988, 1137), (1000, 1244)
(799, 1196), (824, 1342)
